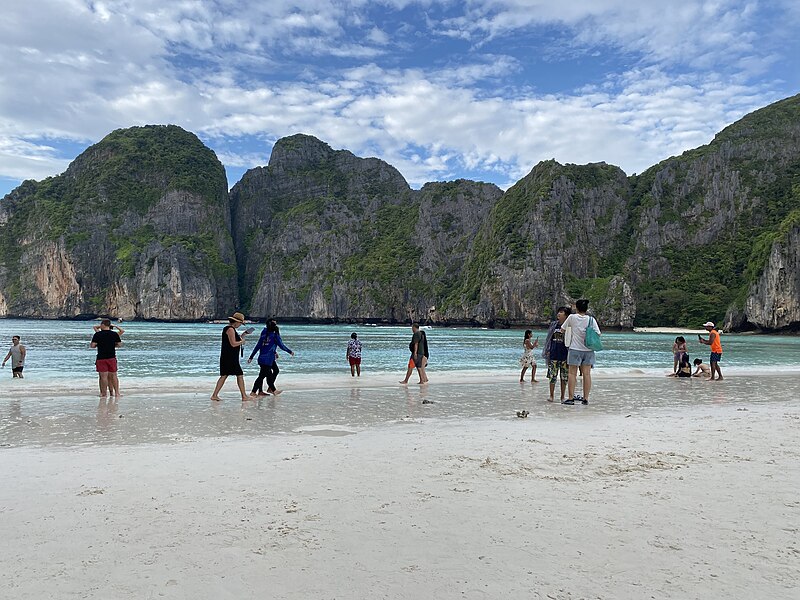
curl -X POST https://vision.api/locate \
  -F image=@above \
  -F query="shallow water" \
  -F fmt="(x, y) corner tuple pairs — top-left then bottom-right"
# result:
(1, 320), (798, 448)
(1, 320), (798, 381)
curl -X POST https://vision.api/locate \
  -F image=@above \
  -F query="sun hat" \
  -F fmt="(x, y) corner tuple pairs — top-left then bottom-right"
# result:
(703, 321), (715, 327)
(229, 312), (245, 323)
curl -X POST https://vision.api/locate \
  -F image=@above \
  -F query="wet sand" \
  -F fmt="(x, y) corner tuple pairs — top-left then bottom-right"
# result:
(1, 376), (799, 599)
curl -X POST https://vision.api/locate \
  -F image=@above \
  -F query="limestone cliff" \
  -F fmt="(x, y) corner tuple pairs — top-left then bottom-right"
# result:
(439, 160), (636, 327)
(2, 93), (799, 330)
(0, 125), (237, 320)
(230, 135), (503, 323)
(623, 94), (800, 328)
(725, 214), (800, 331)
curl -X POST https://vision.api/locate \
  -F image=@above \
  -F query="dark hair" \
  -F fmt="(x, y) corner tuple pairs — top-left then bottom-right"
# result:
(12, 335), (19, 340)
(351, 332), (357, 339)
(676, 336), (686, 344)
(101, 319), (112, 327)
(693, 358), (702, 365)
(411, 322), (420, 330)
(680, 354), (690, 365)
(557, 306), (571, 316)
(267, 320), (279, 334)
(524, 329), (532, 339)
(575, 299), (589, 313)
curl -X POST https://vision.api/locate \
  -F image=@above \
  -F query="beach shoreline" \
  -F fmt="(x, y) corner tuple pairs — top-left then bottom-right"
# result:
(2, 397), (799, 599)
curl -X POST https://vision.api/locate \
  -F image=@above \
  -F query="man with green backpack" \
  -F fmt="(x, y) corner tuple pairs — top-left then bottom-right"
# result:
(559, 298), (602, 405)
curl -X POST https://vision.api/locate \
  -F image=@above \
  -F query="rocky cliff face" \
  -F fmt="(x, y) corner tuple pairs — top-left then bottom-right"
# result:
(230, 135), (503, 323)
(726, 216), (800, 331)
(438, 160), (636, 326)
(1, 94), (798, 330)
(0, 125), (238, 320)
(622, 94), (800, 328)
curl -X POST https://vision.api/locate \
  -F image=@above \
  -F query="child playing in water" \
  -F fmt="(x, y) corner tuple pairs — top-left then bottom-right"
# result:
(692, 358), (712, 378)
(672, 336), (687, 374)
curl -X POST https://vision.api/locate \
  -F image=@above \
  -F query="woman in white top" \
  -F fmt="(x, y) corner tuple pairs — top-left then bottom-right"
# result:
(559, 298), (601, 404)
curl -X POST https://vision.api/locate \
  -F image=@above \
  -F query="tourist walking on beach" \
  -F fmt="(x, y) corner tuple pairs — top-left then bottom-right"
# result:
(211, 312), (250, 401)
(518, 330), (539, 382)
(542, 307), (571, 402)
(698, 321), (723, 380)
(90, 320), (125, 397)
(560, 299), (601, 405)
(346, 332), (362, 377)
(672, 336), (687, 374)
(247, 319), (294, 395)
(2, 335), (26, 378)
(400, 323), (429, 384)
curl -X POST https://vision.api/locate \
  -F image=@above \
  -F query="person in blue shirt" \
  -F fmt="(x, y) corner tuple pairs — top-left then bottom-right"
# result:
(247, 320), (294, 396)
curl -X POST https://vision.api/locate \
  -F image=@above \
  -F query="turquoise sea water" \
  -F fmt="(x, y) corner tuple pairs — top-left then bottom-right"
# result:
(1, 320), (799, 448)
(0, 319), (798, 382)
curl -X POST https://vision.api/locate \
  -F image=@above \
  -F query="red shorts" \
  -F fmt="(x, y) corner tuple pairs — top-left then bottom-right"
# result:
(96, 358), (118, 373)
(348, 356), (361, 366)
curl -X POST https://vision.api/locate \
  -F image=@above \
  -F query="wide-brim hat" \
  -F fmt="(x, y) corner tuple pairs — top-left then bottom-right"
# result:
(229, 312), (245, 323)
(703, 321), (715, 328)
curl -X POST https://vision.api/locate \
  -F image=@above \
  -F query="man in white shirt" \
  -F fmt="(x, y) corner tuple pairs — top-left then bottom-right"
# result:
(559, 299), (601, 404)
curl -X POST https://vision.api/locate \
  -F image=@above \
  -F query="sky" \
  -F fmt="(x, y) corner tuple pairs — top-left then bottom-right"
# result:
(1, 0), (799, 197)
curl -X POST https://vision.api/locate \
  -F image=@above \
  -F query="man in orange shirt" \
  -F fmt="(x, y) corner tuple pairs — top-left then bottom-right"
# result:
(698, 321), (723, 381)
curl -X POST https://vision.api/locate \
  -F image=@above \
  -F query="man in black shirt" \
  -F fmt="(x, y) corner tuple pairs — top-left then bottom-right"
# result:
(399, 323), (429, 385)
(542, 306), (571, 403)
(90, 319), (125, 398)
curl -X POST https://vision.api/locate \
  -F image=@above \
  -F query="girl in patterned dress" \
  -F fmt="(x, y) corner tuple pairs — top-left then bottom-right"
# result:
(519, 329), (539, 383)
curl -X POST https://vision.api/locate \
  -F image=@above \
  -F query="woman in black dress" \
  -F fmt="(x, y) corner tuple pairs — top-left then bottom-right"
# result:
(211, 312), (249, 401)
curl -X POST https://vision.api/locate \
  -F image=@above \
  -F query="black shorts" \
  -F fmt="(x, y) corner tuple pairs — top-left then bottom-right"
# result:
(12, 366), (23, 373)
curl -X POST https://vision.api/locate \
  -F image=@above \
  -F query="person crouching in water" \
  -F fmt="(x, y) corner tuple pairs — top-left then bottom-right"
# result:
(211, 312), (249, 401)
(248, 319), (294, 396)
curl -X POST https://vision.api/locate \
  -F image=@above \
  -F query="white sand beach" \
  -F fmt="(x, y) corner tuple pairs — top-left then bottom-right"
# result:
(2, 379), (799, 600)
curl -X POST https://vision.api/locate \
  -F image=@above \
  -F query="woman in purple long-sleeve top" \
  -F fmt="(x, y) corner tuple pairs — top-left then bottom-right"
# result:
(247, 320), (294, 396)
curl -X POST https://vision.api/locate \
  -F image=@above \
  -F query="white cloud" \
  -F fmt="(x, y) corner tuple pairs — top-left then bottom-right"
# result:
(0, 136), (72, 181)
(0, 0), (795, 192)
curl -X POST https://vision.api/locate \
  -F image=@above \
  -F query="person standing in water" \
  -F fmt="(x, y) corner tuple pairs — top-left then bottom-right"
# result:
(211, 312), (249, 401)
(346, 332), (362, 377)
(400, 323), (429, 385)
(542, 306), (571, 402)
(672, 336), (688, 375)
(248, 319), (294, 395)
(2, 335), (27, 378)
(518, 330), (539, 383)
(560, 299), (601, 405)
(90, 320), (125, 397)
(698, 321), (723, 380)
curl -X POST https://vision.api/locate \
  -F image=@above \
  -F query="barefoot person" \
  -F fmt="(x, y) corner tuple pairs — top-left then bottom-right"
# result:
(2, 335), (27, 378)
(247, 319), (294, 396)
(692, 358), (712, 378)
(346, 332), (362, 377)
(400, 323), (429, 385)
(211, 312), (249, 401)
(698, 321), (724, 380)
(90, 320), (125, 397)
(518, 330), (539, 383)
(560, 299), (601, 405)
(542, 306), (571, 402)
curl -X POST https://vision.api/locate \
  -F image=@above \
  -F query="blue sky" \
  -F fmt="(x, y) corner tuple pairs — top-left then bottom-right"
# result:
(1, 0), (798, 197)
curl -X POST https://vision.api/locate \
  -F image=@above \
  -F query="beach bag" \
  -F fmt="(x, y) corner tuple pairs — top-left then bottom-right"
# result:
(585, 317), (603, 351)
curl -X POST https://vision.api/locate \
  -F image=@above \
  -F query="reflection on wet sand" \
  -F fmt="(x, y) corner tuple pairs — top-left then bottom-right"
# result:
(0, 375), (798, 448)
